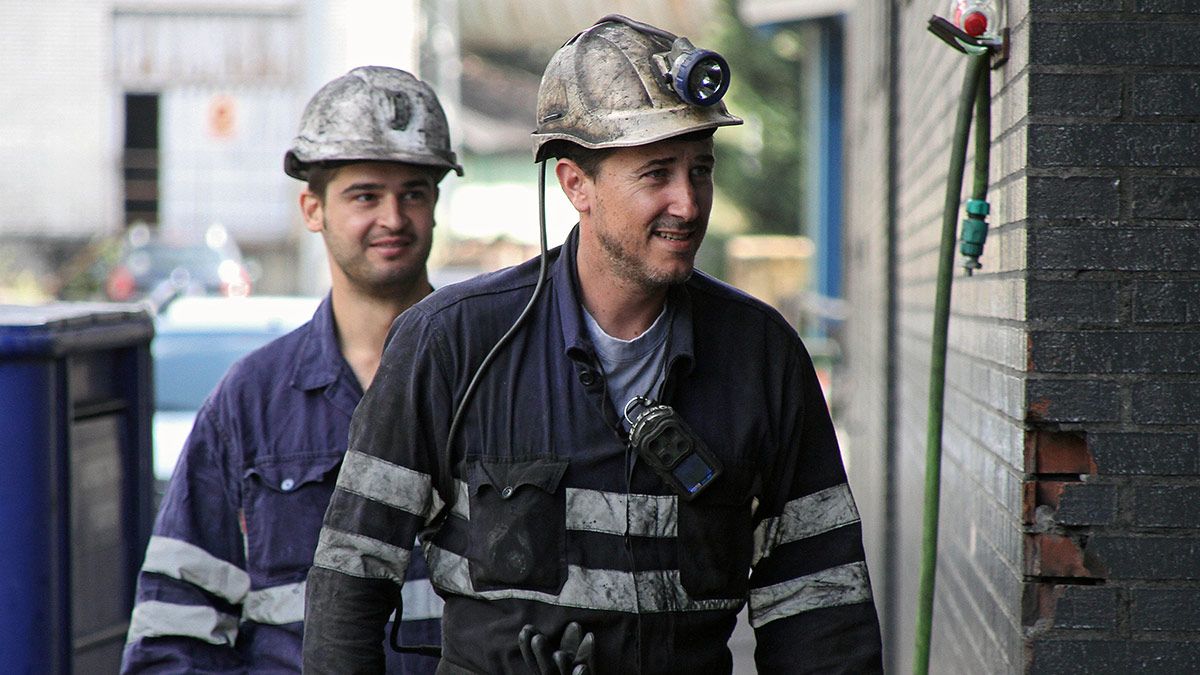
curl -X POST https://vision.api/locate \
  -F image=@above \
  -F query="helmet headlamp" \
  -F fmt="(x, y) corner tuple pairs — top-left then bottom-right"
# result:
(660, 38), (731, 107)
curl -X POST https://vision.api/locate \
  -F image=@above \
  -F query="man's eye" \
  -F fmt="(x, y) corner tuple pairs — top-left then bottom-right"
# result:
(691, 165), (713, 179)
(643, 169), (668, 180)
(402, 191), (429, 202)
(353, 193), (378, 203)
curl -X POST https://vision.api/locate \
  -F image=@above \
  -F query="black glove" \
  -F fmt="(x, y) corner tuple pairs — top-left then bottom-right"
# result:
(518, 622), (595, 675)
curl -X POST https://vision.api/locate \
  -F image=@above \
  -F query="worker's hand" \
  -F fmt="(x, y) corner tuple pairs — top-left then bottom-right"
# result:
(518, 622), (595, 675)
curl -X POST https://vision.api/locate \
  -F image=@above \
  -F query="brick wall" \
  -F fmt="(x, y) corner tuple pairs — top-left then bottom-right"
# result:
(842, 1), (1200, 672)
(1023, 2), (1200, 672)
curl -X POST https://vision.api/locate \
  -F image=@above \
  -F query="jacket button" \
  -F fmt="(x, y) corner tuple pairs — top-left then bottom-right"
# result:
(579, 370), (596, 386)
(501, 486), (515, 499)
(280, 478), (295, 491)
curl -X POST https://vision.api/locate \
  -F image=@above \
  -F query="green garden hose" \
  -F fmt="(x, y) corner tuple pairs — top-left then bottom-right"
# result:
(912, 50), (991, 675)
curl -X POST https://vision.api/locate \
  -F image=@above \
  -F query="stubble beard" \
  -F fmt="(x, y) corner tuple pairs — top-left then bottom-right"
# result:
(323, 218), (430, 298)
(596, 216), (699, 292)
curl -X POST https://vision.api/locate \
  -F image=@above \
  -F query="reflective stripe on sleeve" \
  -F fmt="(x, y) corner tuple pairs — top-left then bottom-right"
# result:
(243, 580), (305, 625)
(337, 450), (434, 517)
(312, 527), (411, 583)
(752, 483), (861, 565)
(126, 600), (239, 646)
(423, 544), (741, 615)
(565, 488), (676, 538)
(748, 561), (873, 628)
(401, 577), (445, 621)
(141, 535), (250, 604)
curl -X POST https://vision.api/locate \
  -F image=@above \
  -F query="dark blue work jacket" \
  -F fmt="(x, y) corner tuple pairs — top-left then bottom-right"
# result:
(305, 229), (883, 674)
(122, 296), (440, 674)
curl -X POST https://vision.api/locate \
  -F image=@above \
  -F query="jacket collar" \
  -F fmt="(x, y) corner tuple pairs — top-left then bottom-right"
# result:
(554, 225), (694, 374)
(291, 294), (360, 397)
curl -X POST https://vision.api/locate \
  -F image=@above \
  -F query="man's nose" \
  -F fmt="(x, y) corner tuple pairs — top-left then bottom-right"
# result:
(377, 194), (409, 229)
(666, 176), (700, 223)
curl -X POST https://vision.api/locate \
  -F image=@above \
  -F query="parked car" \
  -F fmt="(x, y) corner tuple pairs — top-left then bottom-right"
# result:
(106, 223), (252, 303)
(151, 295), (321, 500)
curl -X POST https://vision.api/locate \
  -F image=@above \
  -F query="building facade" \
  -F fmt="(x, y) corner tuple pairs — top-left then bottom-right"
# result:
(840, 1), (1200, 672)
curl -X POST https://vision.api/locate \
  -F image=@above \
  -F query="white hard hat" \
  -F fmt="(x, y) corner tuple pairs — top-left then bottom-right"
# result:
(285, 66), (462, 180)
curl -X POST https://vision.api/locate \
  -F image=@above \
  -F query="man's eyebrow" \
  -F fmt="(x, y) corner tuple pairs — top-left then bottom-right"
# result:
(339, 179), (432, 195)
(633, 153), (715, 173)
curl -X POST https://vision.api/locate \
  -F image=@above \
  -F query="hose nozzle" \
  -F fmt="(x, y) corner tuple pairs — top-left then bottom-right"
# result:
(960, 198), (989, 275)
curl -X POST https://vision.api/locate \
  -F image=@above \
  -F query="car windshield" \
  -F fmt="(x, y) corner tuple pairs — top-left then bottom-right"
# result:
(153, 330), (279, 410)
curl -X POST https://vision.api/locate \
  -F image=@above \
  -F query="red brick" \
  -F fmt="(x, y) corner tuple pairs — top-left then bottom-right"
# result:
(1026, 534), (1105, 578)
(1027, 431), (1097, 475)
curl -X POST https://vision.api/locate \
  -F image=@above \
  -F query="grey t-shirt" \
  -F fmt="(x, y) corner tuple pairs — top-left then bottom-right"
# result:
(582, 304), (670, 430)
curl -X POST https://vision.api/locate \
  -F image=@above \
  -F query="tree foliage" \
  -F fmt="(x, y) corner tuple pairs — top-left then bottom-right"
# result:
(709, 0), (808, 236)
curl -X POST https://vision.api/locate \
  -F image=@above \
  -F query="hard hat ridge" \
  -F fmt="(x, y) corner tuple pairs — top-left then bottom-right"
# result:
(284, 66), (463, 181)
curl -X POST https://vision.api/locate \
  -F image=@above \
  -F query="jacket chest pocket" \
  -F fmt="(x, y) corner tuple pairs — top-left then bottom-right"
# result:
(466, 457), (568, 594)
(243, 452), (343, 581)
(676, 466), (757, 600)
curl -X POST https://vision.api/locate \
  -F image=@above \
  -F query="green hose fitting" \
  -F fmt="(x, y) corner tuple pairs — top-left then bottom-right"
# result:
(959, 199), (989, 274)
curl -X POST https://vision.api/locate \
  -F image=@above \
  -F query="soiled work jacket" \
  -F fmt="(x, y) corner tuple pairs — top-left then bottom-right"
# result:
(305, 229), (883, 673)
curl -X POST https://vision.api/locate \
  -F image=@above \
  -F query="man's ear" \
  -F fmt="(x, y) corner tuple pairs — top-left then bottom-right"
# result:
(555, 158), (593, 215)
(299, 190), (324, 233)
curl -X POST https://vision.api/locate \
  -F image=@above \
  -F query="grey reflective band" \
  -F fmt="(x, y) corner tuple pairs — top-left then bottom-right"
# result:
(244, 580), (305, 625)
(127, 600), (239, 646)
(338, 450), (434, 517)
(565, 488), (677, 538)
(238, 576), (443, 624)
(753, 483), (861, 565)
(748, 561), (873, 628)
(423, 544), (742, 614)
(141, 535), (250, 604)
(401, 577), (446, 620)
(313, 527), (411, 582)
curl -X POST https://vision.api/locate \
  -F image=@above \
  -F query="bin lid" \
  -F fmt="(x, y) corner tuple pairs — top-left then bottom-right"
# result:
(0, 303), (154, 357)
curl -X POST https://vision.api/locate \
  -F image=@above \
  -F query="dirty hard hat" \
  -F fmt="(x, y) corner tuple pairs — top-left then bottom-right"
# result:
(284, 66), (463, 180)
(532, 15), (743, 163)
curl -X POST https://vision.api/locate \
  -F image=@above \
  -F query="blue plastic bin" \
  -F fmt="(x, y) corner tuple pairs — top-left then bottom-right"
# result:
(0, 303), (154, 674)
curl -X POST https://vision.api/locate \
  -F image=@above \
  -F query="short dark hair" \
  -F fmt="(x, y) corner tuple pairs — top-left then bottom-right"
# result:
(544, 141), (613, 178)
(305, 161), (354, 201)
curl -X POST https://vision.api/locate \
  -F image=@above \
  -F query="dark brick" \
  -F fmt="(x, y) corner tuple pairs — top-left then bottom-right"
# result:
(1038, 0), (1122, 10)
(1028, 228), (1200, 272)
(1027, 176), (1120, 219)
(1030, 73), (1122, 117)
(1056, 482), (1117, 525)
(1027, 280), (1120, 324)
(1138, 0), (1200, 13)
(1027, 379), (1122, 423)
(1133, 485), (1200, 527)
(1132, 589), (1200, 631)
(1030, 640), (1200, 674)
(1131, 380), (1200, 424)
(1030, 332), (1200, 374)
(1134, 281), (1200, 324)
(1090, 433), (1200, 475)
(1089, 535), (1200, 579)
(1132, 75), (1200, 116)
(1029, 123), (1200, 168)
(1026, 585), (1118, 630)
(1130, 176), (1200, 219)
(1032, 23), (1200, 66)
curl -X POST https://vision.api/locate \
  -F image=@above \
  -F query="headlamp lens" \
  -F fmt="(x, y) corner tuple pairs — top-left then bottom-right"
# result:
(672, 49), (731, 106)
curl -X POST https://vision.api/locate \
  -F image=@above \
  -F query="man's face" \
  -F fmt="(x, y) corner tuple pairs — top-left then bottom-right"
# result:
(578, 137), (714, 291)
(301, 161), (438, 297)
